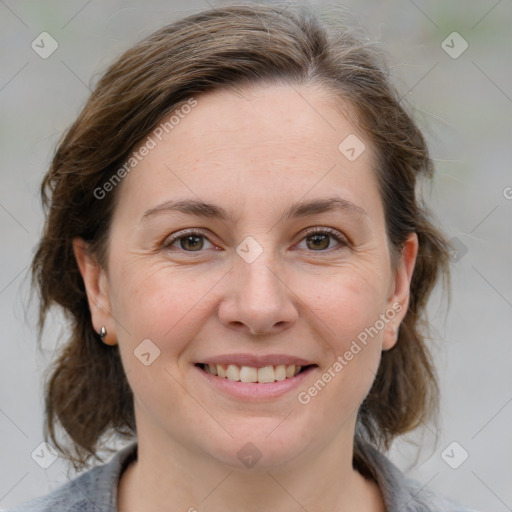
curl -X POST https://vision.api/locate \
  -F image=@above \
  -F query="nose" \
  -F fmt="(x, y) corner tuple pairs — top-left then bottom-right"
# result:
(217, 254), (299, 336)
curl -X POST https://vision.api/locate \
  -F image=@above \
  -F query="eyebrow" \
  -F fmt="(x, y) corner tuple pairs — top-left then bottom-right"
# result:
(141, 196), (367, 223)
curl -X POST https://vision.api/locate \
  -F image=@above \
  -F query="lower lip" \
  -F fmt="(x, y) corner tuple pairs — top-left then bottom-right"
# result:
(194, 365), (317, 401)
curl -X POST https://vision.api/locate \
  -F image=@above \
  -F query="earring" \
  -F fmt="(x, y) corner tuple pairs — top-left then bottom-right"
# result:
(99, 326), (107, 341)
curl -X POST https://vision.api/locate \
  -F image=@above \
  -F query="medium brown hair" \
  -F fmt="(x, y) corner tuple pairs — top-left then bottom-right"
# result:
(32, 2), (450, 471)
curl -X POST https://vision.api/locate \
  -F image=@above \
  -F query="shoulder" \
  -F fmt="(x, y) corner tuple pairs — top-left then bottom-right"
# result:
(3, 443), (137, 512)
(357, 440), (480, 512)
(398, 474), (480, 512)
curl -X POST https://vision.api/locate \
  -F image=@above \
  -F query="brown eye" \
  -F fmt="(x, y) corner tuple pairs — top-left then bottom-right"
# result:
(297, 228), (348, 253)
(178, 235), (204, 251)
(163, 230), (214, 252)
(305, 233), (331, 251)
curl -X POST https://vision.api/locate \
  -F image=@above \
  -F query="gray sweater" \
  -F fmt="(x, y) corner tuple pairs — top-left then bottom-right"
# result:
(5, 441), (478, 511)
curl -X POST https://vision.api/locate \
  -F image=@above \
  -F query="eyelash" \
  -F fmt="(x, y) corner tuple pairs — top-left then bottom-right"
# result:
(162, 227), (348, 254)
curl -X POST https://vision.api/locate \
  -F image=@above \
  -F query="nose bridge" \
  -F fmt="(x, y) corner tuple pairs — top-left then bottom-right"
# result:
(239, 252), (282, 301)
(236, 242), (286, 306)
(219, 239), (298, 335)
(235, 233), (281, 286)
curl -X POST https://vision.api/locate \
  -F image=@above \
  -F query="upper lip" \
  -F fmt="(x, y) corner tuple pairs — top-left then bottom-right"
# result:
(198, 354), (315, 367)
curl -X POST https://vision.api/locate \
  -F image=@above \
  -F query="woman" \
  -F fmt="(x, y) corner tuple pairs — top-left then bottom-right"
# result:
(8, 3), (477, 511)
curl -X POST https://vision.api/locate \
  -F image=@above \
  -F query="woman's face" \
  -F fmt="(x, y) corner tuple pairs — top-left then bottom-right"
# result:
(77, 84), (417, 470)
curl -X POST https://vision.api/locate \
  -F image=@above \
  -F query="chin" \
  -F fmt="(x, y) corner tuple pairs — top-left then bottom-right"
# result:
(198, 418), (317, 471)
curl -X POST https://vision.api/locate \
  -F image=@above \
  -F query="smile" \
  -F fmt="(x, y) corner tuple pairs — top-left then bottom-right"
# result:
(198, 363), (309, 383)
(194, 355), (318, 400)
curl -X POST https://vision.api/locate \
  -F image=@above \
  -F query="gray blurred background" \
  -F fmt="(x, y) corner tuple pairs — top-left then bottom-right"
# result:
(1, 1), (511, 510)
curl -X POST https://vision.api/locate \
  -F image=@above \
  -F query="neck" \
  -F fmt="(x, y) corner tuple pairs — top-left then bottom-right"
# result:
(118, 421), (384, 512)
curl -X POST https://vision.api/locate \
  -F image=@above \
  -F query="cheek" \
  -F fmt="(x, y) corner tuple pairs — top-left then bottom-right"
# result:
(108, 264), (215, 413)
(109, 261), (222, 352)
(295, 264), (389, 400)
(296, 275), (385, 421)
(300, 264), (390, 343)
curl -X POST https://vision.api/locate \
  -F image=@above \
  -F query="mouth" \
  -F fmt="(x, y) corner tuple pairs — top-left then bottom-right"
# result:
(193, 354), (318, 400)
(196, 363), (315, 383)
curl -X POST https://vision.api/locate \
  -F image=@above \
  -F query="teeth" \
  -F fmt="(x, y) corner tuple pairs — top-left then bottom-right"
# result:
(226, 364), (240, 381)
(257, 366), (275, 383)
(217, 364), (227, 378)
(240, 366), (258, 383)
(275, 364), (286, 381)
(204, 363), (303, 383)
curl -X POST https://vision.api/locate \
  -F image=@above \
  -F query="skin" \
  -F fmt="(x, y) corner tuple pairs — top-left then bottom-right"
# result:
(74, 83), (418, 512)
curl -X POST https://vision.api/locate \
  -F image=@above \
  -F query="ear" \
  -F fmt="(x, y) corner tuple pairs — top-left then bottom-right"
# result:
(382, 232), (418, 351)
(73, 238), (117, 346)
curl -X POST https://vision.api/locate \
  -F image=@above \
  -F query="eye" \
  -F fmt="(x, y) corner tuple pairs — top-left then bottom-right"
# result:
(296, 227), (348, 252)
(162, 227), (348, 254)
(163, 229), (216, 252)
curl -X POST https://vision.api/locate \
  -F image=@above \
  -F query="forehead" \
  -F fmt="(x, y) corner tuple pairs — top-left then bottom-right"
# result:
(113, 83), (382, 223)
(168, 84), (365, 159)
